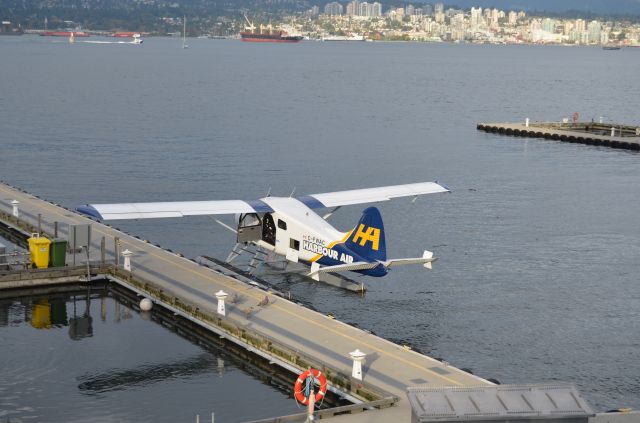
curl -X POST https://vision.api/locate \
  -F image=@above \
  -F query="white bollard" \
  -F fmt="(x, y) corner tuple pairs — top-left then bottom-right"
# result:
(215, 290), (228, 316)
(122, 249), (133, 271)
(11, 200), (19, 218)
(140, 298), (153, 311)
(611, 127), (615, 137)
(525, 118), (530, 127)
(349, 349), (366, 381)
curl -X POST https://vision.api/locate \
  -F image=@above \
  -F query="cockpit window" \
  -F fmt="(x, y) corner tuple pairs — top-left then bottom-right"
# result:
(278, 219), (287, 230)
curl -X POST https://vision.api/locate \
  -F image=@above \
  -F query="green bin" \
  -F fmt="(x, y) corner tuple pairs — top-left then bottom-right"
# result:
(49, 239), (68, 267)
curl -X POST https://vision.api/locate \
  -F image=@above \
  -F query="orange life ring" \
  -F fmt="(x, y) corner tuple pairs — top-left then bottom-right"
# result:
(293, 368), (327, 405)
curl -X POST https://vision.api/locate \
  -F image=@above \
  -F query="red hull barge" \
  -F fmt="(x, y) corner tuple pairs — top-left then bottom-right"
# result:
(41, 31), (90, 37)
(111, 32), (138, 38)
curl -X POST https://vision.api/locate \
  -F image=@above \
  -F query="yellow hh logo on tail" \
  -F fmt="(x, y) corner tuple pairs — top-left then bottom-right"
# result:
(352, 224), (380, 251)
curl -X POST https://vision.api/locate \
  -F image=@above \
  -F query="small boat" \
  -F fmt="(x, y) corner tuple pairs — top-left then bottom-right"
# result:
(602, 45), (621, 50)
(0, 21), (24, 36)
(182, 16), (189, 49)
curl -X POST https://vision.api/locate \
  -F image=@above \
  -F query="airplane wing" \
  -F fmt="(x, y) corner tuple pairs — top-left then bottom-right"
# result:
(77, 181), (449, 220)
(76, 200), (274, 221)
(297, 181), (449, 209)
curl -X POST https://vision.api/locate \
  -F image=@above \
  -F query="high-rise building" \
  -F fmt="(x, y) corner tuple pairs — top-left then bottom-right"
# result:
(587, 20), (601, 44)
(574, 19), (586, 33)
(470, 7), (483, 30)
(324, 2), (343, 16)
(406, 4), (415, 16)
(346, 0), (360, 16)
(423, 4), (433, 15)
(508, 11), (517, 25)
(489, 8), (499, 28)
(434, 3), (444, 14)
(371, 2), (382, 17)
(563, 21), (574, 36)
(541, 18), (555, 33)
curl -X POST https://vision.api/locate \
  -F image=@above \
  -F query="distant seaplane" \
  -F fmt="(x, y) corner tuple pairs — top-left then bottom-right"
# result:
(77, 182), (449, 280)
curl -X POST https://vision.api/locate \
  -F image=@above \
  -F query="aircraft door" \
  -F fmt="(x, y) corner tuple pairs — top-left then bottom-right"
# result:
(262, 214), (276, 246)
(237, 213), (262, 243)
(275, 218), (288, 255)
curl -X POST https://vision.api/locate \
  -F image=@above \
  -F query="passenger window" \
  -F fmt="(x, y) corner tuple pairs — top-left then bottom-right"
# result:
(278, 219), (287, 230)
(290, 239), (300, 251)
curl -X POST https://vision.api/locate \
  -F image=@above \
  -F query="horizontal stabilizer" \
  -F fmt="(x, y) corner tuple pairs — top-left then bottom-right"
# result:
(307, 251), (436, 279)
(308, 261), (379, 281)
(384, 250), (436, 270)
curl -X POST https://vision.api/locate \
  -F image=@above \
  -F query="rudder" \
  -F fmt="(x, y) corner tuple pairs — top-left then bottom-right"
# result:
(345, 207), (386, 262)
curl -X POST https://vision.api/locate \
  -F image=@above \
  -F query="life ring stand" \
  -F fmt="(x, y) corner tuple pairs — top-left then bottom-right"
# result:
(294, 368), (327, 405)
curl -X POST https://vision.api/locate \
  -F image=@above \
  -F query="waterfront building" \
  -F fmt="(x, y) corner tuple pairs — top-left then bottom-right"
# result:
(471, 7), (483, 30)
(542, 18), (556, 33)
(588, 20), (601, 44)
(564, 21), (574, 36)
(489, 8), (500, 29)
(508, 11), (517, 25)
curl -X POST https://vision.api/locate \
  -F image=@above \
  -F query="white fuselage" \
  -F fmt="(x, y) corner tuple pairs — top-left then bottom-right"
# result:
(251, 197), (355, 265)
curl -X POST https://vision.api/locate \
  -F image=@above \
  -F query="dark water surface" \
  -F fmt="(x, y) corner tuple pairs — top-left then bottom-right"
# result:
(1, 36), (639, 416)
(0, 289), (298, 422)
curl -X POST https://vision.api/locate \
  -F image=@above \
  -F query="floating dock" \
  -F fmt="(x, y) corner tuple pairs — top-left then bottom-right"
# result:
(2, 181), (638, 422)
(477, 121), (640, 151)
(0, 181), (491, 422)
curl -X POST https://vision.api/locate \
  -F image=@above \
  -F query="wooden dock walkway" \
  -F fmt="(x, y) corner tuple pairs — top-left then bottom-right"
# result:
(0, 181), (491, 422)
(477, 121), (640, 151)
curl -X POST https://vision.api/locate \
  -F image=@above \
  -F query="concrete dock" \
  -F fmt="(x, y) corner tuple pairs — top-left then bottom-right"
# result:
(0, 181), (492, 421)
(477, 121), (640, 151)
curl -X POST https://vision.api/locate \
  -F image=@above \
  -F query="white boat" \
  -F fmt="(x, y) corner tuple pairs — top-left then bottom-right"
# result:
(321, 34), (365, 42)
(182, 16), (189, 49)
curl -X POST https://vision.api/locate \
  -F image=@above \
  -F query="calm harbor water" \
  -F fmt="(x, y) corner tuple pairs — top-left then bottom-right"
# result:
(0, 288), (298, 422)
(1, 35), (639, 418)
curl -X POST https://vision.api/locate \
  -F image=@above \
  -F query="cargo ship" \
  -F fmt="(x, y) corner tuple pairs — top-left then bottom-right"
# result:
(240, 16), (302, 43)
(41, 31), (90, 37)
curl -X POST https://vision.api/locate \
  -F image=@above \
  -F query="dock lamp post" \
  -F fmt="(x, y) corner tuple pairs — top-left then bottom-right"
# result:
(11, 200), (19, 218)
(215, 290), (228, 316)
(122, 249), (133, 271)
(349, 349), (367, 381)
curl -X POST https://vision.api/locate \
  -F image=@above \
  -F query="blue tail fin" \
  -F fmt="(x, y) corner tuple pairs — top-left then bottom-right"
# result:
(345, 207), (386, 262)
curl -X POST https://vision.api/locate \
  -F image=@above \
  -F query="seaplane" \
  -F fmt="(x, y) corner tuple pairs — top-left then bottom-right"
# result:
(77, 181), (449, 281)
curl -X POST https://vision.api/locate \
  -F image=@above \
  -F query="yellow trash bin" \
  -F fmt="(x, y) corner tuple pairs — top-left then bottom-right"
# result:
(28, 233), (51, 269)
